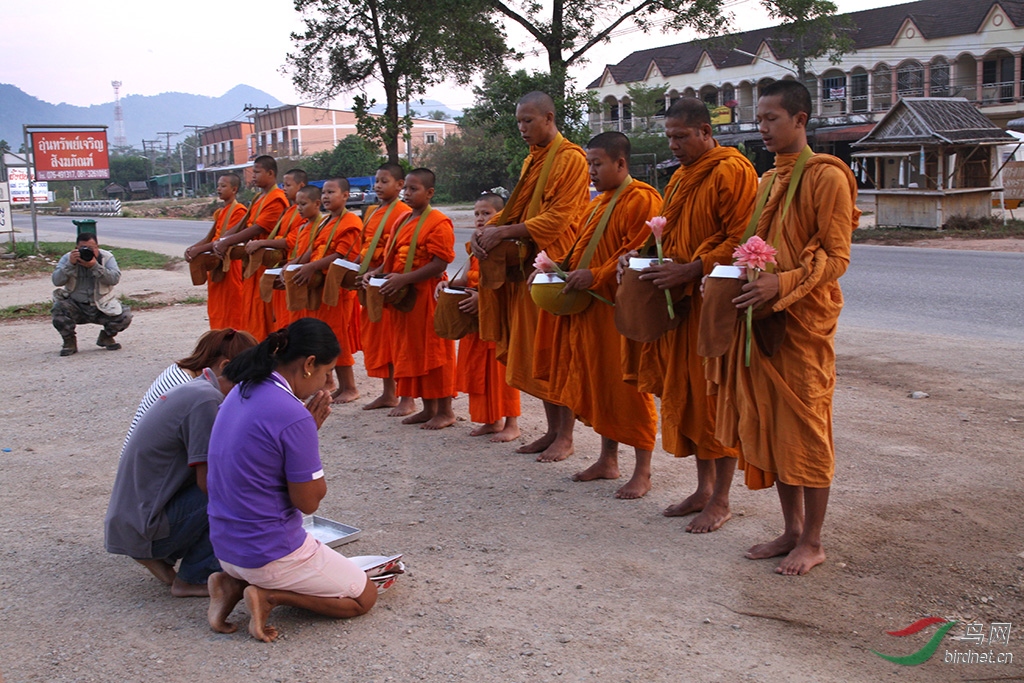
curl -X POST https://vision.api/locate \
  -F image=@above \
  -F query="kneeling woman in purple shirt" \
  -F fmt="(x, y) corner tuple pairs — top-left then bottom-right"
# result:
(205, 318), (376, 642)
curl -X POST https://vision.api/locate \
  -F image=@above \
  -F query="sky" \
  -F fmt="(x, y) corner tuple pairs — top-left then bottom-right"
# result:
(3, 0), (899, 111)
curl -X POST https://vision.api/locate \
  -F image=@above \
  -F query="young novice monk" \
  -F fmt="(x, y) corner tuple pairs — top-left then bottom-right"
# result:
(375, 168), (457, 429)
(293, 178), (363, 403)
(185, 174), (248, 331)
(451, 193), (521, 441)
(711, 80), (859, 575)
(550, 132), (662, 498)
(357, 164), (413, 415)
(282, 185), (327, 326)
(245, 168), (308, 330)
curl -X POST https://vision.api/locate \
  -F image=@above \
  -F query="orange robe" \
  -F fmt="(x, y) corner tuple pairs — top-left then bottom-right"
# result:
(239, 187), (288, 340)
(636, 144), (758, 460)
(269, 205), (305, 331)
(206, 201), (248, 331)
(711, 153), (859, 489)
(549, 180), (662, 450)
(311, 212), (363, 368)
(284, 214), (324, 325)
(358, 200), (411, 379)
(477, 134), (590, 403)
(383, 208), (456, 399)
(456, 255), (520, 424)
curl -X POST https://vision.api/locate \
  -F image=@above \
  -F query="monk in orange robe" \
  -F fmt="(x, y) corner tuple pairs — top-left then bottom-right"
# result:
(357, 164), (412, 415)
(212, 155), (288, 340)
(711, 81), (859, 575)
(550, 132), (662, 499)
(623, 98), (758, 530)
(472, 91), (591, 462)
(451, 193), (520, 441)
(292, 178), (363, 403)
(244, 168), (307, 331)
(375, 168), (456, 429)
(184, 173), (248, 330)
(282, 185), (328, 324)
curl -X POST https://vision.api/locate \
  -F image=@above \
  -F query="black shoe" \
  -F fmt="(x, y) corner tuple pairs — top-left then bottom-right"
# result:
(60, 336), (78, 356)
(96, 331), (121, 351)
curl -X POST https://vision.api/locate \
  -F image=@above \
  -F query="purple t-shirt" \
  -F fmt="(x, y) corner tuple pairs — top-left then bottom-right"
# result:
(207, 372), (323, 568)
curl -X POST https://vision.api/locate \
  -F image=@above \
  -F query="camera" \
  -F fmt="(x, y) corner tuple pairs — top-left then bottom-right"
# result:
(78, 246), (96, 261)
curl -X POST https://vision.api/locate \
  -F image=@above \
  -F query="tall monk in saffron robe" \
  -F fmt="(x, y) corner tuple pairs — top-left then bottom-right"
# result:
(548, 132), (662, 499)
(357, 164), (412, 415)
(451, 193), (520, 442)
(376, 168), (457, 430)
(711, 80), (859, 575)
(293, 178), (363, 404)
(623, 98), (758, 531)
(472, 91), (591, 463)
(211, 155), (287, 340)
(244, 168), (307, 331)
(184, 173), (248, 331)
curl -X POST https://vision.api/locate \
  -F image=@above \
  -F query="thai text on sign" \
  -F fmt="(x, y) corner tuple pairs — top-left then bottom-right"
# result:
(32, 131), (110, 181)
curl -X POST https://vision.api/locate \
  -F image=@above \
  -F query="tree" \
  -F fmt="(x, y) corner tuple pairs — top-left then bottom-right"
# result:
(109, 156), (149, 188)
(427, 110), (451, 121)
(0, 139), (10, 156)
(288, 0), (507, 164)
(625, 82), (669, 132)
(299, 135), (383, 181)
(420, 126), (512, 202)
(762, 0), (854, 81)
(461, 68), (596, 176)
(485, 0), (729, 101)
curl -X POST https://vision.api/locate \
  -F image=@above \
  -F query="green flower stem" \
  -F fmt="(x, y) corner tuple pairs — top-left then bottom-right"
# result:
(655, 237), (675, 319)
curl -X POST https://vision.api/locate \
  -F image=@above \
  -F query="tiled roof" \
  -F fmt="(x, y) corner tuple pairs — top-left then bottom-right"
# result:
(855, 97), (1015, 146)
(588, 0), (1018, 88)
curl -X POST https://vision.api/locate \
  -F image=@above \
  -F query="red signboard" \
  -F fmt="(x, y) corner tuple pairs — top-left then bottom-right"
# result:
(32, 131), (110, 181)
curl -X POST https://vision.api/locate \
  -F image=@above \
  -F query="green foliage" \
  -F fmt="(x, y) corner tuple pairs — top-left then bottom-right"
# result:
(427, 110), (451, 121)
(288, 0), (507, 163)
(298, 136), (384, 181)
(0, 139), (10, 155)
(762, 0), (854, 79)
(625, 82), (669, 132)
(461, 68), (597, 176)
(109, 155), (149, 188)
(12, 242), (179, 270)
(420, 127), (513, 202)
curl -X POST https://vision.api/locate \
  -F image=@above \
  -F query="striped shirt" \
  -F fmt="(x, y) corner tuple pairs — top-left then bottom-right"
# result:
(121, 364), (196, 456)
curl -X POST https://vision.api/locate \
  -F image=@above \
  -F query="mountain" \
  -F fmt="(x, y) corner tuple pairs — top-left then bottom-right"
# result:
(367, 99), (462, 121)
(0, 84), (283, 150)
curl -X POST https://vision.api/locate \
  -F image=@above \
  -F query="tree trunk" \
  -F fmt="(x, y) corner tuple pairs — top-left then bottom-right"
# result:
(383, 78), (401, 165)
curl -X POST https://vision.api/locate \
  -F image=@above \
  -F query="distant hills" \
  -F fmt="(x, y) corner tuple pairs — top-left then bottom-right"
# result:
(0, 84), (283, 150)
(367, 99), (463, 121)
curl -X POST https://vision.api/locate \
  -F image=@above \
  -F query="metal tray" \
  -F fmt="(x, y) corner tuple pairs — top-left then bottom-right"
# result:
(302, 515), (361, 548)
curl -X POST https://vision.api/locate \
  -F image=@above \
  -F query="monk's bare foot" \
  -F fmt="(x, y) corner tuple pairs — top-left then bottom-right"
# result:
(614, 472), (651, 499)
(490, 421), (521, 443)
(422, 412), (456, 430)
(208, 572), (245, 634)
(401, 409), (432, 425)
(388, 398), (416, 417)
(470, 420), (502, 437)
(171, 576), (210, 598)
(571, 460), (620, 482)
(331, 388), (360, 404)
(516, 432), (555, 454)
(686, 499), (732, 533)
(662, 491), (710, 517)
(536, 438), (573, 463)
(745, 532), (800, 560)
(243, 585), (279, 643)
(363, 394), (399, 410)
(135, 558), (176, 585)
(776, 542), (825, 576)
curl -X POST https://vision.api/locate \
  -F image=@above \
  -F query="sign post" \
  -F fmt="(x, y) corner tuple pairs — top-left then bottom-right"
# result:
(22, 124), (110, 253)
(0, 181), (12, 252)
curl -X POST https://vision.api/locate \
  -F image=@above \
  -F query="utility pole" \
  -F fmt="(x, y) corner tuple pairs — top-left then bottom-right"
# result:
(184, 124), (205, 195)
(157, 131), (177, 198)
(243, 104), (270, 159)
(142, 139), (160, 181)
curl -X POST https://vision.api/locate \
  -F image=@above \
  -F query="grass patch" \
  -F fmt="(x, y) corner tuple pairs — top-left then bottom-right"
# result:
(2, 242), (180, 279)
(0, 295), (205, 321)
(854, 217), (1024, 244)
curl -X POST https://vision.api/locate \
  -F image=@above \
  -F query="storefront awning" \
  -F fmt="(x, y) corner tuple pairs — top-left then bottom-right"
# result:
(813, 123), (876, 143)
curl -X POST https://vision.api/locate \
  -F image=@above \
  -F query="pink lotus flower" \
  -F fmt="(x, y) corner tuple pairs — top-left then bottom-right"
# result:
(732, 235), (777, 272)
(533, 250), (558, 273)
(645, 216), (667, 242)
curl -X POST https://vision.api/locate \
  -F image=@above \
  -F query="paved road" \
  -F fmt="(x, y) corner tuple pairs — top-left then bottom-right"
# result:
(11, 214), (1021, 342)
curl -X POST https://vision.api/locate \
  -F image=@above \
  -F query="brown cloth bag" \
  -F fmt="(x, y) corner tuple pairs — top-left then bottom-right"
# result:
(365, 281), (385, 323)
(477, 239), (534, 290)
(283, 267), (324, 311)
(614, 268), (687, 343)
(243, 248), (286, 280)
(188, 252), (222, 286)
(697, 276), (786, 358)
(322, 260), (360, 307)
(433, 288), (478, 340)
(259, 269), (282, 303)
(384, 283), (416, 313)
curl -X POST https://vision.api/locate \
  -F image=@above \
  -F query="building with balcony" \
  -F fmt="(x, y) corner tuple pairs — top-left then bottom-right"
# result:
(587, 0), (1024, 167)
(198, 121), (254, 171)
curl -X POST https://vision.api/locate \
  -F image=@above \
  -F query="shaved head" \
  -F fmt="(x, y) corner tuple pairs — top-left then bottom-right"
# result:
(219, 173), (241, 191)
(377, 162), (405, 181)
(476, 192), (505, 212)
(666, 97), (711, 128)
(517, 91), (556, 115)
(407, 167), (436, 190)
(325, 177), (350, 192)
(297, 185), (321, 202)
(587, 131), (631, 162)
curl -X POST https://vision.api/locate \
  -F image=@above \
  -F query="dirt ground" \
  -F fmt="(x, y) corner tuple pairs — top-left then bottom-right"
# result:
(0, 264), (1021, 682)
